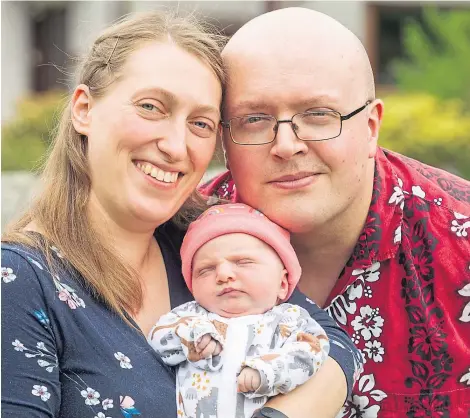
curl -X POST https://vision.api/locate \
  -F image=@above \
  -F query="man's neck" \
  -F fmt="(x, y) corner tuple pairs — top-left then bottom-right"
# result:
(292, 171), (374, 307)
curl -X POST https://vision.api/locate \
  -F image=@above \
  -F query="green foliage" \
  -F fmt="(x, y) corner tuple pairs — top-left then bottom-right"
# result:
(393, 8), (470, 105)
(380, 93), (470, 179)
(2, 91), (66, 172)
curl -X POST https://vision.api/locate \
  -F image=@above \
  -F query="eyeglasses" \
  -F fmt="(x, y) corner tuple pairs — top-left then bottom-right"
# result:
(221, 100), (372, 145)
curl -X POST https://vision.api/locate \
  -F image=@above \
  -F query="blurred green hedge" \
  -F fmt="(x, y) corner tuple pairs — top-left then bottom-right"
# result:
(2, 90), (469, 180)
(2, 90), (66, 172)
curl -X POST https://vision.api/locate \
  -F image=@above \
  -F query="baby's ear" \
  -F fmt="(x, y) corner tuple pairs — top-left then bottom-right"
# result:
(277, 269), (289, 301)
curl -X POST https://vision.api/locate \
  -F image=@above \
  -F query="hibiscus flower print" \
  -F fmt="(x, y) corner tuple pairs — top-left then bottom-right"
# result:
(351, 305), (384, 341)
(114, 352), (133, 369)
(460, 368), (470, 386)
(32, 385), (51, 402)
(457, 283), (470, 323)
(364, 340), (385, 363)
(408, 325), (447, 361)
(81, 387), (100, 406)
(1, 267), (16, 283)
(339, 374), (386, 418)
(406, 393), (450, 418)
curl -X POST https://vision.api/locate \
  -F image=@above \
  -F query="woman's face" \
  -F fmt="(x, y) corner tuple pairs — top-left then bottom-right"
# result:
(77, 42), (222, 230)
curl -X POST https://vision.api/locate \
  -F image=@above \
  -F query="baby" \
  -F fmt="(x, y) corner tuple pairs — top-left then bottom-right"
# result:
(148, 204), (330, 418)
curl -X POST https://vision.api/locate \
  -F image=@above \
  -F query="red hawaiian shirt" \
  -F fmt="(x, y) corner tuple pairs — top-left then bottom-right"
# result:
(201, 148), (470, 417)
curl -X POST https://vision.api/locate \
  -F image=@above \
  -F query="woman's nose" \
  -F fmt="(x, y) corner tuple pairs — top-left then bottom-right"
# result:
(156, 120), (188, 162)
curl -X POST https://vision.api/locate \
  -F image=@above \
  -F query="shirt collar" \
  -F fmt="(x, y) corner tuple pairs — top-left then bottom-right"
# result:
(344, 148), (404, 269)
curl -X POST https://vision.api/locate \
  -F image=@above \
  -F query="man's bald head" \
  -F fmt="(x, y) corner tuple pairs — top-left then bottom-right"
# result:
(219, 7), (384, 235)
(223, 7), (375, 102)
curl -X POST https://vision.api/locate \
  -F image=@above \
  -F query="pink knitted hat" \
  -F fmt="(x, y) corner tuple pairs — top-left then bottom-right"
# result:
(180, 203), (301, 301)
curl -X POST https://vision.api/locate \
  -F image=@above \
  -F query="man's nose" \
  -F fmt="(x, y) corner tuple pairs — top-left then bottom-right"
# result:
(216, 262), (235, 284)
(270, 121), (308, 160)
(156, 119), (188, 162)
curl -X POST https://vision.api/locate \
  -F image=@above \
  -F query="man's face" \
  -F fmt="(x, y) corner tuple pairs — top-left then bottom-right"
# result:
(222, 51), (377, 233)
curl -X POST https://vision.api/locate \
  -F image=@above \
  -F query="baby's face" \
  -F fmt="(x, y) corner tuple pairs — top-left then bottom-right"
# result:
(191, 233), (288, 317)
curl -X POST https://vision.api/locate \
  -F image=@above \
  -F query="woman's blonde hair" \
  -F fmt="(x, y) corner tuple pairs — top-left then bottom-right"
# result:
(2, 10), (226, 320)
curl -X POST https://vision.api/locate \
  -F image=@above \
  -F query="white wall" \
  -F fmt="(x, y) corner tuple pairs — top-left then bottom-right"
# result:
(303, 1), (367, 41)
(1, 2), (32, 121)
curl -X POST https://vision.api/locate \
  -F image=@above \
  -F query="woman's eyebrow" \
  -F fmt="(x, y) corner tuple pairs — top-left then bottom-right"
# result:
(133, 87), (220, 118)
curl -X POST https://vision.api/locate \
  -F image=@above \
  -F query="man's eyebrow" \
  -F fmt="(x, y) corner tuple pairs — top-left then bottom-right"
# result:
(228, 100), (273, 116)
(228, 95), (340, 116)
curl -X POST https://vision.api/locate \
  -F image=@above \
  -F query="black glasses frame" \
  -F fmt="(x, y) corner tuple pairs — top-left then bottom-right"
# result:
(222, 100), (373, 145)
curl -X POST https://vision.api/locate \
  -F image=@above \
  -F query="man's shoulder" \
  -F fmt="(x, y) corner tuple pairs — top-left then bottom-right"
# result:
(381, 148), (470, 214)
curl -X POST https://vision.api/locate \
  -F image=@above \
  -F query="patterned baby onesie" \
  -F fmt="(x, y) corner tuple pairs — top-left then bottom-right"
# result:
(148, 301), (330, 418)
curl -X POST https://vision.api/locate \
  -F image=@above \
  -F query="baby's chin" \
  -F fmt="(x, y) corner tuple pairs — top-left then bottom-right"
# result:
(203, 303), (271, 318)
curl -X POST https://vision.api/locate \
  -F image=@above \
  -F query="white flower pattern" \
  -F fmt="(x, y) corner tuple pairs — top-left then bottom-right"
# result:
(114, 352), (133, 369)
(81, 387), (100, 406)
(457, 282), (470, 323)
(12, 339), (25, 351)
(32, 385), (51, 401)
(338, 374), (386, 418)
(460, 368), (470, 386)
(102, 398), (114, 410)
(2, 267), (17, 283)
(94, 413), (111, 418)
(351, 306), (384, 341)
(451, 212), (470, 237)
(327, 262), (387, 416)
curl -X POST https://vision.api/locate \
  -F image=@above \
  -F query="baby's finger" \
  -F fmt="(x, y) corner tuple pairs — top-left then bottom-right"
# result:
(213, 342), (222, 356)
(201, 340), (216, 358)
(237, 373), (247, 393)
(195, 334), (211, 353)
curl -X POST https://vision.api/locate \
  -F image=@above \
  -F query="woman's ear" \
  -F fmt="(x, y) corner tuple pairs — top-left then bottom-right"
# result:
(71, 84), (93, 137)
(277, 269), (289, 301)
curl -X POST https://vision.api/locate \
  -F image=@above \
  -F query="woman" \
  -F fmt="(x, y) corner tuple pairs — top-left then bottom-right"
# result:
(2, 10), (359, 418)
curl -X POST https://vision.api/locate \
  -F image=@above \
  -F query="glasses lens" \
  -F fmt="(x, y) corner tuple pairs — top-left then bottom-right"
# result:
(294, 111), (341, 141)
(230, 115), (276, 144)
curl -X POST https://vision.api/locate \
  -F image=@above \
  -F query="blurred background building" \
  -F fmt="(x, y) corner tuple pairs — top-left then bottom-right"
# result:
(2, 1), (470, 227)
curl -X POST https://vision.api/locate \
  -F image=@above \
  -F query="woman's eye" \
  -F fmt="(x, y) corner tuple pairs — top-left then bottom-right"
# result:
(194, 121), (210, 130)
(192, 120), (215, 132)
(140, 103), (159, 112)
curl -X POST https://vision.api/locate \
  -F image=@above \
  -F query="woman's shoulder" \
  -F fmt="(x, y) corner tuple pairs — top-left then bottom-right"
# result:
(2, 242), (51, 282)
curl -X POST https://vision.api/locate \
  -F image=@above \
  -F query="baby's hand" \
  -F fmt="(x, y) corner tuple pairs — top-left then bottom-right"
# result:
(237, 367), (261, 393)
(195, 334), (222, 358)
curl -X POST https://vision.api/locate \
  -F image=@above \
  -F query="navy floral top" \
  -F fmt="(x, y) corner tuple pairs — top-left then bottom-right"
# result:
(2, 221), (360, 417)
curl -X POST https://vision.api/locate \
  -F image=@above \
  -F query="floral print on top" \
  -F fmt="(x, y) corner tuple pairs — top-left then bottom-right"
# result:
(1, 222), (189, 418)
(2, 221), (359, 417)
(201, 147), (470, 417)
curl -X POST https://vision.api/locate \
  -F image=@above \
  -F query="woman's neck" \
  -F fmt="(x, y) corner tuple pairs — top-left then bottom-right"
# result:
(86, 195), (159, 273)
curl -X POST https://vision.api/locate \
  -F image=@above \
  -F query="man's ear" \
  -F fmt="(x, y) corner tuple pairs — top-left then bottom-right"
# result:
(277, 269), (289, 301)
(367, 99), (384, 159)
(71, 84), (93, 137)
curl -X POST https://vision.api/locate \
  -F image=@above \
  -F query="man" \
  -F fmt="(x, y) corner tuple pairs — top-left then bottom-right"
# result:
(202, 7), (470, 417)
